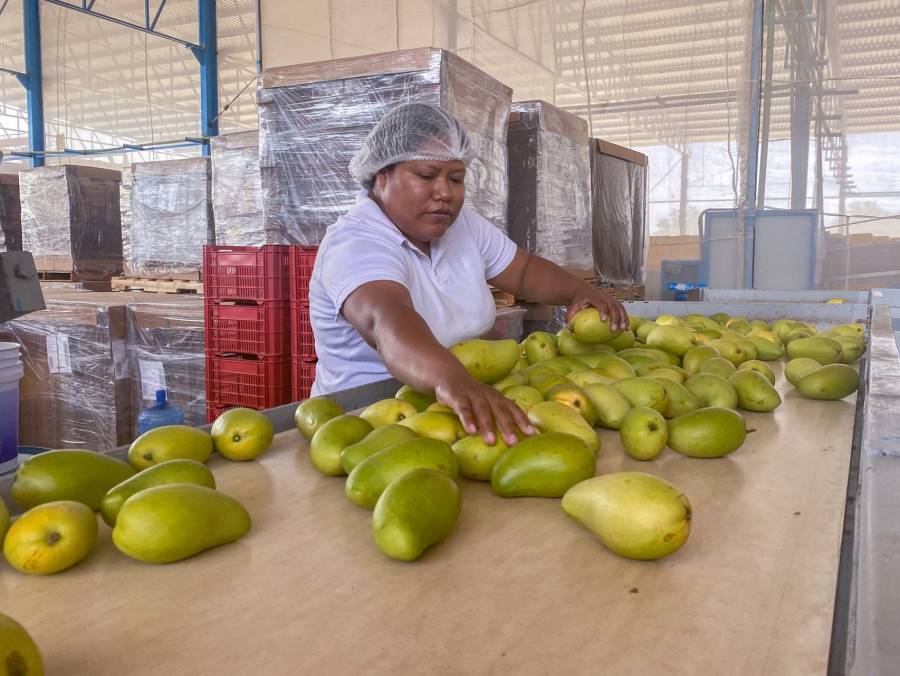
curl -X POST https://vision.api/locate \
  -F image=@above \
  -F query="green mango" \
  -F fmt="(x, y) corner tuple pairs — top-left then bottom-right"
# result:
(667, 407), (747, 458)
(524, 331), (558, 364)
(728, 369), (782, 412)
(737, 359), (775, 384)
(745, 335), (784, 361)
(584, 354), (635, 380)
(294, 397), (344, 439)
(345, 438), (459, 509)
(399, 411), (464, 445)
(797, 364), (859, 400)
(615, 348), (664, 368)
(582, 383), (632, 430)
(636, 362), (688, 383)
(11, 450), (136, 511)
(562, 472), (691, 560)
(607, 330), (636, 351)
(0, 495), (8, 543)
(340, 424), (419, 474)
(545, 383), (599, 425)
(531, 374), (570, 396)
(491, 432), (595, 498)
(635, 321), (657, 343)
(127, 425), (214, 471)
(557, 329), (600, 357)
(395, 385), (435, 412)
(492, 370), (529, 392)
(785, 357), (823, 386)
(698, 356), (737, 380)
(504, 385), (544, 412)
(629, 315), (647, 332)
(450, 338), (519, 384)
(112, 484), (250, 564)
(612, 377), (668, 413)
(684, 373), (739, 409)
(100, 459), (215, 527)
(656, 379), (702, 419)
(682, 346), (720, 375)
(527, 401), (601, 456)
(709, 339), (748, 366)
(452, 433), (511, 481)
(359, 398), (419, 427)
(572, 307), (622, 344)
(373, 468), (461, 562)
(567, 369), (615, 388)
(710, 312), (730, 325)
(835, 335), (866, 364)
(645, 325), (695, 357)
(737, 339), (759, 361)
(619, 407), (668, 461)
(309, 415), (373, 476)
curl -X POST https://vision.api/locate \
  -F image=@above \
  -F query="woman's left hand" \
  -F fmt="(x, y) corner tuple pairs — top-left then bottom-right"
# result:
(565, 288), (630, 332)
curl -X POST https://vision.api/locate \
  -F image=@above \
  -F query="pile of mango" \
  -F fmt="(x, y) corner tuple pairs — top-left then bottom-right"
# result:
(0, 407), (278, 581)
(299, 308), (864, 564)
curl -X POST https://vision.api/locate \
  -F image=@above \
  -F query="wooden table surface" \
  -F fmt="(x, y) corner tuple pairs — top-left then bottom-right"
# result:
(0, 365), (856, 676)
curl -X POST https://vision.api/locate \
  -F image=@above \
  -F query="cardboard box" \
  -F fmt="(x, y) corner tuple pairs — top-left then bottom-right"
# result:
(0, 173), (22, 252)
(19, 165), (123, 279)
(0, 296), (133, 450)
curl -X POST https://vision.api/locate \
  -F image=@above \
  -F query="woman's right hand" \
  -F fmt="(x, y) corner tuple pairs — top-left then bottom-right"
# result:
(435, 373), (536, 446)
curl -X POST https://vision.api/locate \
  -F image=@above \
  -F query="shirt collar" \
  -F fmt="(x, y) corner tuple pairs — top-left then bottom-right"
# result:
(349, 189), (457, 262)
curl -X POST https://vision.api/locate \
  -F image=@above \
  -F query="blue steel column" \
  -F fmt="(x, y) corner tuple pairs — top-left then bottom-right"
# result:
(16, 0), (45, 167)
(743, 0), (764, 287)
(193, 0), (218, 156)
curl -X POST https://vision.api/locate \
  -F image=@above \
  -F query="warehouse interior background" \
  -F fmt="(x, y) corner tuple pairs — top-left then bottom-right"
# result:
(1, 0), (899, 293)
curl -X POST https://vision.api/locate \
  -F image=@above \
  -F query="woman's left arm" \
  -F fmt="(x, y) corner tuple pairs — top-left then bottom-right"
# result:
(489, 249), (630, 331)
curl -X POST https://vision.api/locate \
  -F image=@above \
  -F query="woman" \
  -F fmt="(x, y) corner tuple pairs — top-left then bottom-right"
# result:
(309, 103), (628, 445)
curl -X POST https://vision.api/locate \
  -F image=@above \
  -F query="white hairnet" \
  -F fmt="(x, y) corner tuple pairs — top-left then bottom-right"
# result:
(349, 102), (474, 187)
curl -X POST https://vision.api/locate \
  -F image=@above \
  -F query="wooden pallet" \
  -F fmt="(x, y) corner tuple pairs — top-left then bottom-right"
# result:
(491, 288), (517, 307)
(111, 276), (204, 294)
(603, 284), (645, 301)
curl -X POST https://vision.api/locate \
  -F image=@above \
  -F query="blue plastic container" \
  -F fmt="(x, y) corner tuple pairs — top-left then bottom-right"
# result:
(137, 389), (185, 436)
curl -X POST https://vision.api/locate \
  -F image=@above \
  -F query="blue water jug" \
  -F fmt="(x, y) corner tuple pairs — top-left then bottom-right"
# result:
(137, 389), (185, 436)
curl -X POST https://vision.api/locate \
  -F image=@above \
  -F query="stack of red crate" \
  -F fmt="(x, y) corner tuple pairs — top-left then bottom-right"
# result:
(203, 245), (293, 422)
(290, 246), (318, 401)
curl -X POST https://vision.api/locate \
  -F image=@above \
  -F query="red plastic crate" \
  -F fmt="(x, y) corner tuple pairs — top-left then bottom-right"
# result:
(203, 245), (292, 302)
(290, 246), (318, 303)
(291, 359), (317, 402)
(205, 353), (292, 410)
(290, 302), (316, 362)
(205, 300), (291, 356)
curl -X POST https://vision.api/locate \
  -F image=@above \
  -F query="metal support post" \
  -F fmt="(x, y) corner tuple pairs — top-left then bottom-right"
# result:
(678, 150), (690, 236)
(191, 0), (219, 156)
(15, 0), (45, 168)
(743, 0), (765, 287)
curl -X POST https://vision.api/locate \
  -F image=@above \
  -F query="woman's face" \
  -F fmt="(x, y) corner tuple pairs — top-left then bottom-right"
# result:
(372, 159), (467, 248)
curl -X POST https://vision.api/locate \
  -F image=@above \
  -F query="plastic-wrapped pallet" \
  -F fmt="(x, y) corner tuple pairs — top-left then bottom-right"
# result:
(0, 174), (22, 252)
(0, 296), (133, 451)
(590, 139), (648, 286)
(211, 131), (266, 246)
(506, 100), (593, 274)
(19, 165), (123, 278)
(126, 296), (206, 431)
(127, 158), (215, 277)
(258, 48), (512, 245)
(120, 165), (133, 270)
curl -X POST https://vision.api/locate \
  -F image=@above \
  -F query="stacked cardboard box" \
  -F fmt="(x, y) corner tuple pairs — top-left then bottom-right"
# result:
(0, 173), (22, 252)
(590, 139), (648, 286)
(0, 293), (133, 450)
(126, 295), (207, 433)
(19, 165), (123, 279)
(258, 48), (512, 245)
(507, 100), (593, 274)
(211, 132), (266, 247)
(125, 158), (215, 278)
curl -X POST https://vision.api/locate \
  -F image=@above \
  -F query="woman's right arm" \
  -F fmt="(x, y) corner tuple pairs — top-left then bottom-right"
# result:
(341, 280), (534, 445)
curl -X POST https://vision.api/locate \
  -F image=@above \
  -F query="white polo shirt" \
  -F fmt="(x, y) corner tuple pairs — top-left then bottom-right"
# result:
(308, 190), (517, 395)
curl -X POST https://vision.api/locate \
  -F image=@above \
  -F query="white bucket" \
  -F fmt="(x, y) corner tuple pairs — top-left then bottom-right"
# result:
(0, 342), (24, 474)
